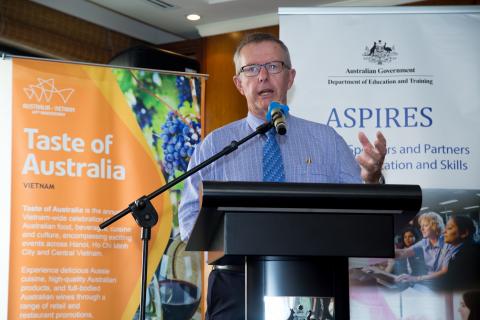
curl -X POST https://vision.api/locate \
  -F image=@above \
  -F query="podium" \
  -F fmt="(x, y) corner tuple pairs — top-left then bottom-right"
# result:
(186, 181), (422, 319)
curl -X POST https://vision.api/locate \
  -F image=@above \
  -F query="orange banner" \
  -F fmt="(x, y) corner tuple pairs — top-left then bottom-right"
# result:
(9, 59), (173, 319)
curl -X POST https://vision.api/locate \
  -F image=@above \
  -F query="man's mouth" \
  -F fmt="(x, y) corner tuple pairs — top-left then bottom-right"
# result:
(258, 89), (274, 97)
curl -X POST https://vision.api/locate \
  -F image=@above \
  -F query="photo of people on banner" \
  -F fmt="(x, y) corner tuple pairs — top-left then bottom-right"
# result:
(349, 188), (480, 319)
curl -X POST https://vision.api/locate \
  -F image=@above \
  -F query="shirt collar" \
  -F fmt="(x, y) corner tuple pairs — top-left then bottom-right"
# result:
(451, 242), (464, 253)
(427, 235), (444, 249)
(246, 111), (266, 131)
(246, 110), (291, 132)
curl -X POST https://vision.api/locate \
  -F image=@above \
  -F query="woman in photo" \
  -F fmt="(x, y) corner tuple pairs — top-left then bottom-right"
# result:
(395, 212), (451, 286)
(386, 226), (426, 276)
(458, 290), (480, 320)
(437, 215), (480, 291)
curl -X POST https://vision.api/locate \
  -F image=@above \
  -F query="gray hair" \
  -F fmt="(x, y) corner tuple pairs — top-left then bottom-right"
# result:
(233, 33), (292, 74)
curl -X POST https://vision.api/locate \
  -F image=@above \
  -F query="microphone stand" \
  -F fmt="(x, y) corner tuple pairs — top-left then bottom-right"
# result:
(99, 121), (273, 320)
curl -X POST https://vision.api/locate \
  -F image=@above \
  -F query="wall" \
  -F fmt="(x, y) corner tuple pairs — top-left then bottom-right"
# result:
(0, 0), (143, 63)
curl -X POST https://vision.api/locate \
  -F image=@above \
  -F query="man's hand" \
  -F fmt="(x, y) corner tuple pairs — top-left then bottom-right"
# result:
(356, 131), (387, 184)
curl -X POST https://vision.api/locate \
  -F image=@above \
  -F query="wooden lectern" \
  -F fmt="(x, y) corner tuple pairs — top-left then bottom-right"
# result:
(186, 181), (421, 319)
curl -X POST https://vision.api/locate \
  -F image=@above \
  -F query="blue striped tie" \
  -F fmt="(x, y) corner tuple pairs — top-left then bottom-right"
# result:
(263, 129), (286, 182)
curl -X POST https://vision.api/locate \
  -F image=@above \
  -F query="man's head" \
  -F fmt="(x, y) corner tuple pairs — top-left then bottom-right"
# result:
(233, 33), (296, 119)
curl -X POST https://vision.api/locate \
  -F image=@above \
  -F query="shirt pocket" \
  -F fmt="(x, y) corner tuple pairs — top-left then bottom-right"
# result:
(290, 160), (334, 183)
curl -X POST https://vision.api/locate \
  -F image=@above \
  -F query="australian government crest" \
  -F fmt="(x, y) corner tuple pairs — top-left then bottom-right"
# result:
(363, 40), (398, 65)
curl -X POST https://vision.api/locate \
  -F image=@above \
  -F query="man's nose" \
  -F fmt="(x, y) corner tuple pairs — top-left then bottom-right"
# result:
(257, 65), (269, 81)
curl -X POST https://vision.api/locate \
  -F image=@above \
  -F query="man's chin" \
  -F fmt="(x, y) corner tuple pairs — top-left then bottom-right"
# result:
(257, 95), (276, 105)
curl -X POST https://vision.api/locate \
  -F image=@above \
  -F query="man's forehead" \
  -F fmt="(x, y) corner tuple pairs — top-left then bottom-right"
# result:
(239, 41), (284, 63)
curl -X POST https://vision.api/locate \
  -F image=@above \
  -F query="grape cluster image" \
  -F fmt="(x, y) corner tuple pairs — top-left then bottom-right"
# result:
(176, 76), (193, 108)
(161, 112), (200, 179)
(113, 70), (202, 183)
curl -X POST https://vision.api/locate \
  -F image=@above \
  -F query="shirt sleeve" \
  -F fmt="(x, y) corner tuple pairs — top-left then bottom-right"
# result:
(334, 131), (362, 183)
(411, 239), (425, 257)
(178, 136), (214, 242)
(438, 244), (454, 270)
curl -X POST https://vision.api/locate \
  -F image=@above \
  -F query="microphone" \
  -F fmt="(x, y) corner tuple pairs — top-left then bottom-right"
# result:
(266, 101), (289, 135)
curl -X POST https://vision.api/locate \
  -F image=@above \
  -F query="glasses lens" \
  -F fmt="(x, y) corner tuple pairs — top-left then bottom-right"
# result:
(241, 61), (285, 76)
(266, 62), (283, 74)
(241, 65), (258, 76)
(251, 66), (261, 75)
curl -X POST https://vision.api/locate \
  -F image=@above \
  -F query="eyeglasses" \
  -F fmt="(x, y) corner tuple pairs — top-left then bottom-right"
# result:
(239, 61), (288, 77)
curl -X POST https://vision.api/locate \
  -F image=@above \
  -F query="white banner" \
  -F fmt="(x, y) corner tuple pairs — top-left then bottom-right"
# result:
(280, 6), (480, 320)
(280, 6), (480, 189)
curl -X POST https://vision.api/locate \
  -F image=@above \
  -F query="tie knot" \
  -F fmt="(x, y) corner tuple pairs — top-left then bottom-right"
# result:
(266, 128), (276, 138)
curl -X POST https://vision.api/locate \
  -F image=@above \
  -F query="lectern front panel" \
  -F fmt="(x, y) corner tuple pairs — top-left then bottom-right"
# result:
(223, 211), (394, 258)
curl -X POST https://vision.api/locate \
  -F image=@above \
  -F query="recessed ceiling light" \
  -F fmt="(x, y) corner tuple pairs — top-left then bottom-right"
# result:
(186, 14), (201, 21)
(440, 210), (453, 214)
(420, 207), (429, 211)
(439, 199), (458, 205)
(464, 205), (480, 210)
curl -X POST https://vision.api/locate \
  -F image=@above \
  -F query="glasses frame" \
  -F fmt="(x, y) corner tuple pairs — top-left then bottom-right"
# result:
(238, 61), (289, 77)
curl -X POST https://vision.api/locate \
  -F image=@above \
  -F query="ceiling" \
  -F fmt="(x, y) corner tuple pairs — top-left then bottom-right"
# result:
(421, 189), (480, 218)
(32, 0), (412, 45)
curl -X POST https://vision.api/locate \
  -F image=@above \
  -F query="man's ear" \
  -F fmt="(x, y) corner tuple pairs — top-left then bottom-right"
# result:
(460, 230), (469, 240)
(233, 75), (245, 96)
(287, 68), (296, 90)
